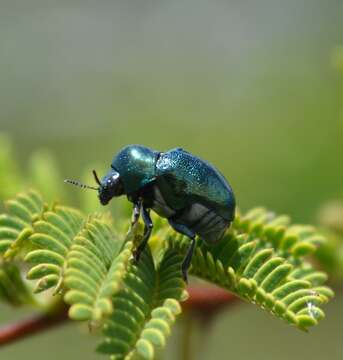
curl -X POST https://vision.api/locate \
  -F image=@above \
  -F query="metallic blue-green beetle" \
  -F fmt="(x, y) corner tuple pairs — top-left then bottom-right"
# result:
(68, 145), (235, 281)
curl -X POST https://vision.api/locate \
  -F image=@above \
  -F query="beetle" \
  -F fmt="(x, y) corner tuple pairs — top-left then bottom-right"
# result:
(65, 145), (236, 282)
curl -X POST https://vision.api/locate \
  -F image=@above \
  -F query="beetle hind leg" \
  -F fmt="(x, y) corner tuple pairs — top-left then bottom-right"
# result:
(168, 219), (196, 283)
(181, 237), (196, 283)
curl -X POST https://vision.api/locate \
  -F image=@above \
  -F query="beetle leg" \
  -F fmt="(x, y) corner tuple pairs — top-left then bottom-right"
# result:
(131, 201), (142, 226)
(133, 206), (153, 262)
(182, 237), (196, 283)
(168, 219), (196, 283)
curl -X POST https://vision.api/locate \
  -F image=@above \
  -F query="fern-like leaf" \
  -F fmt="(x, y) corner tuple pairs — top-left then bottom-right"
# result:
(0, 186), (335, 358)
(0, 190), (44, 258)
(25, 205), (84, 293)
(168, 207), (334, 331)
(64, 217), (132, 322)
(97, 247), (186, 360)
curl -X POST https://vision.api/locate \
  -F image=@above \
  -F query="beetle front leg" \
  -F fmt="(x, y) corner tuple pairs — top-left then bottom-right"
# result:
(133, 206), (153, 262)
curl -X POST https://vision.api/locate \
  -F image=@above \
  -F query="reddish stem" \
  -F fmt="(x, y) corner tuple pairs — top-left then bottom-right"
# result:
(185, 285), (237, 311)
(184, 285), (238, 322)
(0, 305), (69, 346)
(0, 287), (237, 347)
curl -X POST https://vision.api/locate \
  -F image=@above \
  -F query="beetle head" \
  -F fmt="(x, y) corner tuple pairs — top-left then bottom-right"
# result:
(64, 169), (124, 205)
(93, 169), (124, 205)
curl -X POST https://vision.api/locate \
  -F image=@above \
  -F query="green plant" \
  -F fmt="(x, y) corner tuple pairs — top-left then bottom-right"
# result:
(0, 135), (336, 359)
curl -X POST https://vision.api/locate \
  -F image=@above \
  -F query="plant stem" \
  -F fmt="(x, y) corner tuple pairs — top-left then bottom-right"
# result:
(0, 286), (236, 347)
(184, 285), (237, 315)
(0, 304), (69, 346)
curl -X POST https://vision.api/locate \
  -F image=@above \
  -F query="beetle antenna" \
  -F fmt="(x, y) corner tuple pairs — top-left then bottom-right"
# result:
(64, 179), (98, 191)
(92, 170), (101, 186)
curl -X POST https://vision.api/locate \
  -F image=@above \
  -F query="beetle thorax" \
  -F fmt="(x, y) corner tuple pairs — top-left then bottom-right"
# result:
(111, 145), (159, 194)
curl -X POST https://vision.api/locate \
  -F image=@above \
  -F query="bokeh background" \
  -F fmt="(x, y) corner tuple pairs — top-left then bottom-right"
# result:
(0, 0), (342, 359)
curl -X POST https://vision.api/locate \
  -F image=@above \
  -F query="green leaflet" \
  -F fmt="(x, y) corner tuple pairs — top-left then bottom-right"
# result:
(64, 218), (132, 322)
(168, 207), (334, 331)
(235, 208), (325, 258)
(25, 206), (84, 293)
(0, 190), (44, 258)
(97, 247), (185, 360)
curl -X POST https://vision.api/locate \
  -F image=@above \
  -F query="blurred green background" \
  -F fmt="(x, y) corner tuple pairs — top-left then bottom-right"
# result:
(0, 0), (342, 359)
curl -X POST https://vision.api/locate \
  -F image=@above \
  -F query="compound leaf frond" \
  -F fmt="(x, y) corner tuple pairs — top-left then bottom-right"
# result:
(25, 205), (84, 293)
(168, 207), (334, 331)
(0, 190), (44, 258)
(97, 247), (185, 360)
(64, 218), (132, 322)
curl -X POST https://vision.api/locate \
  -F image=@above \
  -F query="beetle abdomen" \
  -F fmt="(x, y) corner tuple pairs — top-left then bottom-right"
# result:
(151, 185), (176, 218)
(172, 203), (229, 244)
(146, 184), (228, 243)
